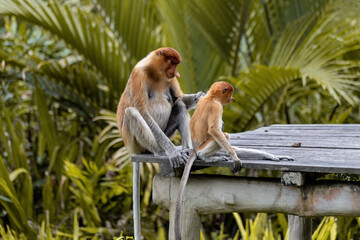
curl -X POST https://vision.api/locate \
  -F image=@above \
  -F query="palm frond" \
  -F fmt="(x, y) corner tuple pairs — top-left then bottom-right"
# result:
(94, 0), (162, 61)
(269, 0), (360, 104)
(37, 58), (106, 114)
(187, 0), (243, 63)
(157, 0), (229, 92)
(263, 0), (326, 37)
(94, 110), (131, 168)
(227, 65), (301, 131)
(0, 0), (131, 107)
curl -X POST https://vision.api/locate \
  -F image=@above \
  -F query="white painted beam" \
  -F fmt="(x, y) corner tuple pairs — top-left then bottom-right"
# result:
(153, 174), (360, 240)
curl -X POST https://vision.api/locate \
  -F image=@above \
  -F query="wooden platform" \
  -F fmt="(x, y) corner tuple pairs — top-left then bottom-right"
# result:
(132, 124), (360, 240)
(132, 124), (360, 174)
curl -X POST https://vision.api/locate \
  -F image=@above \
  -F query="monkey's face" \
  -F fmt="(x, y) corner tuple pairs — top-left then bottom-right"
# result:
(165, 61), (180, 79)
(222, 87), (234, 105)
(209, 81), (235, 105)
(154, 47), (182, 80)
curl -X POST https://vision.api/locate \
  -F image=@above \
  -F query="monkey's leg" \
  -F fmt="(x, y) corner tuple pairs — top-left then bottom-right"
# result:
(197, 139), (230, 162)
(222, 133), (293, 161)
(164, 99), (193, 150)
(233, 147), (294, 161)
(123, 107), (163, 155)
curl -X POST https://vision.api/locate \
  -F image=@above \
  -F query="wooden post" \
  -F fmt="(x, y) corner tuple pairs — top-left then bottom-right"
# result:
(288, 215), (312, 240)
(282, 172), (312, 239)
(133, 162), (141, 240)
(169, 199), (201, 240)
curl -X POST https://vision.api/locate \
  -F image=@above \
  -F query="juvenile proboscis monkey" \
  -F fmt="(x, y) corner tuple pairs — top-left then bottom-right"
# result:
(116, 47), (203, 167)
(174, 81), (293, 240)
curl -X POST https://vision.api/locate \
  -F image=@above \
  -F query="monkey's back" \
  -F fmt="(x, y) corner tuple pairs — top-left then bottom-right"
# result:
(190, 97), (212, 149)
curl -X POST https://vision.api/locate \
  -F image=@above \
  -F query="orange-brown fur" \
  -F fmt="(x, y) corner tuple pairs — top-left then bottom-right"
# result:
(116, 47), (200, 169)
(175, 82), (294, 239)
(174, 81), (241, 240)
(190, 81), (241, 167)
(117, 48), (182, 134)
(116, 47), (184, 153)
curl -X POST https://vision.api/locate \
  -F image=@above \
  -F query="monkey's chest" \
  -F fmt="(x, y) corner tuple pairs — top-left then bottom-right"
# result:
(147, 91), (172, 130)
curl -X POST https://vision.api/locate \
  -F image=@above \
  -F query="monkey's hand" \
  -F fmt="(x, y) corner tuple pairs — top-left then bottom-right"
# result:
(168, 149), (190, 168)
(182, 91), (205, 110)
(231, 156), (242, 173)
(194, 91), (205, 102)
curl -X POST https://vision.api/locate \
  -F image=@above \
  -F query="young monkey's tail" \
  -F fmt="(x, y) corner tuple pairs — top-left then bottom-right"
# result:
(174, 150), (197, 240)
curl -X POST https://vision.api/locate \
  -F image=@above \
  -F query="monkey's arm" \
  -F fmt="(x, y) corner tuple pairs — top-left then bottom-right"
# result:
(170, 78), (204, 109)
(209, 128), (237, 159)
(207, 105), (242, 172)
(208, 127), (242, 172)
(181, 92), (205, 110)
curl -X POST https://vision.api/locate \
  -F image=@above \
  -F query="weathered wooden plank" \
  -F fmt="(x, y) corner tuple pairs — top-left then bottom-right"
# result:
(229, 138), (360, 149)
(235, 131), (360, 137)
(244, 124), (360, 135)
(232, 133), (360, 139)
(270, 124), (360, 129)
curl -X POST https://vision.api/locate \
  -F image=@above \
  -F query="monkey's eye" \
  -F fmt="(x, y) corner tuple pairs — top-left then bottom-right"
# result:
(158, 51), (163, 55)
(222, 87), (228, 94)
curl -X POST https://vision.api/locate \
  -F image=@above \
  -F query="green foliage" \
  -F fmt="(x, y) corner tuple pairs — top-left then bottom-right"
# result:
(231, 213), (287, 240)
(0, 0), (359, 239)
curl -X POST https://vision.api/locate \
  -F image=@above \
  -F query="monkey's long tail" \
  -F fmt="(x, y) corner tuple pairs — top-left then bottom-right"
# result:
(174, 150), (197, 240)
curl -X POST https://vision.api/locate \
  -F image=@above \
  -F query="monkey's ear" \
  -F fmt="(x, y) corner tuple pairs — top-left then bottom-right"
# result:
(222, 87), (228, 94)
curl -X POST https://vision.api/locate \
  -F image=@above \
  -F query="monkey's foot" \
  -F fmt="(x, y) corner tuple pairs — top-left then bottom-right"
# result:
(231, 159), (242, 173)
(203, 155), (230, 163)
(169, 149), (190, 168)
(265, 154), (294, 162)
(277, 155), (294, 161)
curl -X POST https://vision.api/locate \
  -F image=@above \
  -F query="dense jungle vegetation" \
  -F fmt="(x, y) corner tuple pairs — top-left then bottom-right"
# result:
(0, 0), (360, 239)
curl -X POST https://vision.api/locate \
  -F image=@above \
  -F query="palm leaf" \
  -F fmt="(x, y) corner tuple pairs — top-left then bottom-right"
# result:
(0, 0), (131, 108)
(156, 0), (197, 92)
(262, 0), (327, 38)
(94, 0), (162, 61)
(0, 156), (16, 196)
(93, 110), (131, 167)
(187, 0), (243, 64)
(156, 0), (228, 92)
(0, 96), (29, 171)
(269, 0), (360, 104)
(37, 58), (105, 115)
(227, 65), (301, 131)
(227, 0), (360, 131)
(9, 168), (33, 219)
(0, 179), (35, 237)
